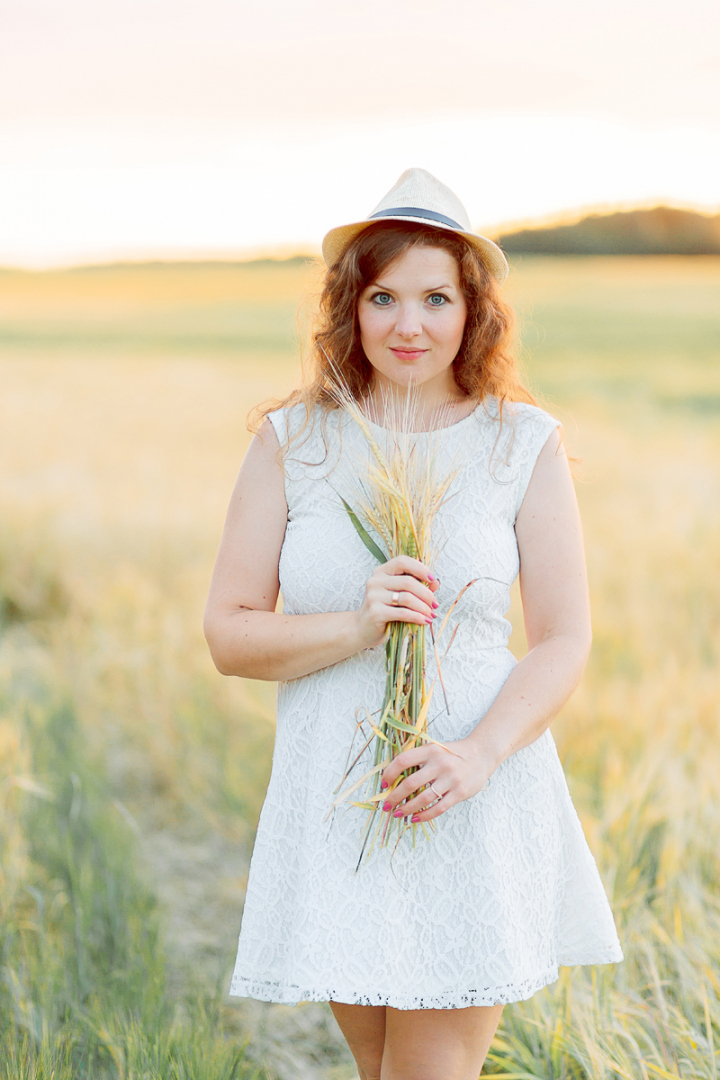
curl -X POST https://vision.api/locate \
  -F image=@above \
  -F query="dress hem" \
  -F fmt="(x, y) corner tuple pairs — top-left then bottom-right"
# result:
(229, 947), (623, 1010)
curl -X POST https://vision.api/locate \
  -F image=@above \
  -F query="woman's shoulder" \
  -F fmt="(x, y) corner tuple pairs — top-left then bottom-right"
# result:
(473, 396), (559, 443)
(485, 397), (558, 428)
(509, 403), (561, 457)
(264, 401), (344, 482)
(470, 397), (561, 510)
(265, 401), (324, 444)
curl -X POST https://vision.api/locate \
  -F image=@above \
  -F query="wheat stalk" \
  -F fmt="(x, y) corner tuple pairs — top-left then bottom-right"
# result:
(325, 373), (470, 868)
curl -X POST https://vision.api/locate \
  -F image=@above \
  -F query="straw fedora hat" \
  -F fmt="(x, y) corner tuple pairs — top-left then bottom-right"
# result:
(321, 167), (509, 285)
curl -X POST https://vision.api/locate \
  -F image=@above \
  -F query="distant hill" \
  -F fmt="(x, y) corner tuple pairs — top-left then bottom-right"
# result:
(496, 206), (720, 255)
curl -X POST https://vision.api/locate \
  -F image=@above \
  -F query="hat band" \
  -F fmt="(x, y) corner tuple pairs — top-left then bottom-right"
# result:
(369, 206), (463, 230)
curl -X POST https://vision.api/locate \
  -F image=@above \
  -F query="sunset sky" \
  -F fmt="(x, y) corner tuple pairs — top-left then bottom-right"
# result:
(1, 0), (719, 266)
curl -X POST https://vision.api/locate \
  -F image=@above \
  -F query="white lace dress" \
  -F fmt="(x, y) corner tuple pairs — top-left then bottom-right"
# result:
(229, 398), (623, 1010)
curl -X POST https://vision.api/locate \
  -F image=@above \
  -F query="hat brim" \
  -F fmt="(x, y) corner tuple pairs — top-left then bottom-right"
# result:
(321, 215), (509, 285)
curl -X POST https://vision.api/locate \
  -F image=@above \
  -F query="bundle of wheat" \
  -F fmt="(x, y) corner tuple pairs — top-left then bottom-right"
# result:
(326, 380), (473, 868)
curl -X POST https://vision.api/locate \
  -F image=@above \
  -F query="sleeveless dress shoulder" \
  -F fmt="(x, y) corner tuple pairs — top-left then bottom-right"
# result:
(229, 398), (623, 1010)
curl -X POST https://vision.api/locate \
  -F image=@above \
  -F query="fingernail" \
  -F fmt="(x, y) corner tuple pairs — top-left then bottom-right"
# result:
(432, 601), (438, 609)
(381, 780), (388, 790)
(383, 801), (392, 812)
(411, 815), (420, 823)
(427, 573), (436, 581)
(393, 809), (404, 818)
(425, 617), (433, 624)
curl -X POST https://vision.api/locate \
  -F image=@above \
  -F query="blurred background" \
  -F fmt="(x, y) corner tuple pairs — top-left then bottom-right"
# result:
(1, 2), (719, 1078)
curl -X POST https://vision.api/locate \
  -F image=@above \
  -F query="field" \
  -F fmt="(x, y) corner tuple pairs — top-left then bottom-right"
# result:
(1, 255), (719, 1079)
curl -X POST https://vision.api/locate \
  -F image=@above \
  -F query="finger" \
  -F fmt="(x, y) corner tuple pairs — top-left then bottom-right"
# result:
(410, 789), (459, 824)
(392, 781), (446, 819)
(382, 604), (434, 628)
(381, 746), (429, 789)
(383, 765), (435, 811)
(369, 588), (433, 626)
(382, 590), (436, 620)
(383, 571), (437, 596)
(384, 555), (436, 585)
(382, 573), (438, 609)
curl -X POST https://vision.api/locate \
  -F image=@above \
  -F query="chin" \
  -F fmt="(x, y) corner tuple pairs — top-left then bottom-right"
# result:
(381, 367), (431, 389)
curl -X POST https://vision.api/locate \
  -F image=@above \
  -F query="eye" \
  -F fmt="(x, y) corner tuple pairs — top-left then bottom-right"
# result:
(427, 293), (449, 307)
(370, 291), (393, 307)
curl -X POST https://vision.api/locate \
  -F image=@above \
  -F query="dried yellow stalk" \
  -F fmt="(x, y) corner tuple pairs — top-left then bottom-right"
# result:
(326, 377), (469, 869)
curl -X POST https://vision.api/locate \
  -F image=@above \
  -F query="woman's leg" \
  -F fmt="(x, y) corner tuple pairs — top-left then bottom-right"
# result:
(329, 1002), (386, 1080)
(381, 1004), (504, 1080)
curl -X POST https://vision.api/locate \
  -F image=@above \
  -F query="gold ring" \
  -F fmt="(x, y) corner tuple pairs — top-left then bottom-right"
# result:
(429, 783), (443, 800)
(391, 591), (400, 606)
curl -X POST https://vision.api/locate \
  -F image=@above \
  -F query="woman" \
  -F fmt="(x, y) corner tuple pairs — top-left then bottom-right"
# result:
(204, 169), (623, 1080)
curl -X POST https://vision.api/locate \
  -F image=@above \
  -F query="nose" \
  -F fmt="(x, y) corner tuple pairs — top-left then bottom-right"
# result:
(394, 302), (422, 338)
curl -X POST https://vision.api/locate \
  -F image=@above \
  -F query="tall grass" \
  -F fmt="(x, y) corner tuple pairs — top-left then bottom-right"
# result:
(0, 680), (269, 1078)
(0, 256), (718, 1078)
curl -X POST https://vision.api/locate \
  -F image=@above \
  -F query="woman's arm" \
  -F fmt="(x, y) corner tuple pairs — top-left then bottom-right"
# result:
(203, 418), (438, 681)
(380, 427), (592, 822)
(464, 425), (591, 761)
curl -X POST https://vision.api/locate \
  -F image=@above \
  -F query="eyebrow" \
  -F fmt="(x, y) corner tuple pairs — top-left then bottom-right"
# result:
(369, 281), (457, 292)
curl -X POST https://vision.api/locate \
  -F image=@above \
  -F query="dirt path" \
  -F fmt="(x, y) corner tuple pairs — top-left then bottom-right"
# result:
(138, 822), (359, 1080)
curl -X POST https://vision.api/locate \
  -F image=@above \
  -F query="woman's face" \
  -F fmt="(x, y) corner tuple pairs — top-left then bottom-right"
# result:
(357, 245), (468, 403)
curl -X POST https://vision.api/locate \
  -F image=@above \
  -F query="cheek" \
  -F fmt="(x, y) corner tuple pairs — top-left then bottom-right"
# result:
(358, 307), (386, 346)
(443, 311), (467, 348)
(455, 308), (469, 344)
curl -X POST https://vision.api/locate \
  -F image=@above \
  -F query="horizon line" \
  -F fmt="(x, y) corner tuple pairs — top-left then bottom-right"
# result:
(2, 196), (718, 273)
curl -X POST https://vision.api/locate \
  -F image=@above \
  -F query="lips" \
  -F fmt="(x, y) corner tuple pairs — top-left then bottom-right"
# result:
(390, 347), (428, 360)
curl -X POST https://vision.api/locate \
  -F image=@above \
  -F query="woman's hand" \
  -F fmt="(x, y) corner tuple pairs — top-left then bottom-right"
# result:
(353, 555), (439, 650)
(379, 737), (495, 824)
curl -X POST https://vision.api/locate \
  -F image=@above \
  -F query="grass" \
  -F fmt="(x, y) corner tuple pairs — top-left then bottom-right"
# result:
(0, 259), (314, 356)
(0, 681), (269, 1079)
(0, 255), (719, 1078)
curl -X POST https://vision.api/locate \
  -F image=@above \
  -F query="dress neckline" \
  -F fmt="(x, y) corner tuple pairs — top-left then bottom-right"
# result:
(361, 398), (494, 436)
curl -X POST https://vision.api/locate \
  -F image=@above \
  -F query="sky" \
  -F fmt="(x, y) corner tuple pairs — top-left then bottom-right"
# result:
(1, 0), (719, 267)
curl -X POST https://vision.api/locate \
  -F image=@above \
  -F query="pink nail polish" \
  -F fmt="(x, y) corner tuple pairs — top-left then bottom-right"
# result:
(432, 601), (438, 609)
(381, 780), (388, 790)
(425, 617), (433, 624)
(383, 801), (392, 812)
(411, 815), (420, 823)
(428, 573), (436, 581)
(393, 810), (404, 818)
